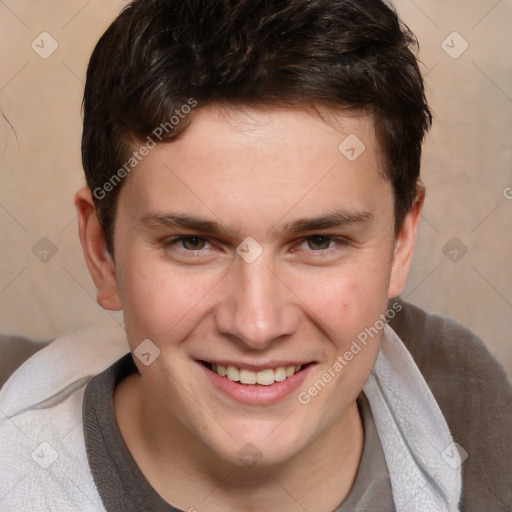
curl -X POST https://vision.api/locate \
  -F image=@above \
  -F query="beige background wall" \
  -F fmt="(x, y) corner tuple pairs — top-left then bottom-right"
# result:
(0, 1), (511, 379)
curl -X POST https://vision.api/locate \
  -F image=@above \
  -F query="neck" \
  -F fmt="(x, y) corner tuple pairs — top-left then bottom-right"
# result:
(115, 374), (364, 512)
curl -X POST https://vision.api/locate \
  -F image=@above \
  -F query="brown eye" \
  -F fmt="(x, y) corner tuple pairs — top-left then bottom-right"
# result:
(180, 236), (207, 250)
(306, 235), (332, 250)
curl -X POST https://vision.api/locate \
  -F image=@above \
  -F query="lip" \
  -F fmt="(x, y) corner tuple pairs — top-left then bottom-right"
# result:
(197, 360), (315, 405)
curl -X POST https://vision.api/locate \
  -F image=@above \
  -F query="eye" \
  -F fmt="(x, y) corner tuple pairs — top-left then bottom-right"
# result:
(164, 235), (212, 251)
(180, 236), (208, 250)
(297, 235), (349, 252)
(305, 235), (334, 251)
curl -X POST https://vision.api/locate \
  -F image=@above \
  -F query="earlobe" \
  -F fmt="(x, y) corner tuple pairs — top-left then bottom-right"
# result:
(74, 187), (122, 311)
(388, 185), (425, 298)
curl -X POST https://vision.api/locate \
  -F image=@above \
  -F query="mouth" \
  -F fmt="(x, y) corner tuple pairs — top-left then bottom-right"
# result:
(199, 360), (313, 386)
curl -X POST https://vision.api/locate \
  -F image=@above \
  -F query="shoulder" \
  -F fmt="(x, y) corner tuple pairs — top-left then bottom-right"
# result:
(0, 324), (129, 416)
(388, 298), (512, 406)
(389, 298), (512, 511)
(0, 324), (129, 511)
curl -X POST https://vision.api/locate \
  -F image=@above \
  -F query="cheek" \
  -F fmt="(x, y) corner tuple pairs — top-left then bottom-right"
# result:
(295, 256), (392, 347)
(116, 249), (224, 342)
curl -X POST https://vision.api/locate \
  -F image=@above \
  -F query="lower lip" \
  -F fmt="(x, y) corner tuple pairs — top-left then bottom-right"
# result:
(198, 362), (313, 405)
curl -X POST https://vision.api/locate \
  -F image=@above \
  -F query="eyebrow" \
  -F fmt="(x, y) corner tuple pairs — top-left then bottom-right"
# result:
(140, 208), (374, 237)
(141, 213), (235, 237)
(282, 209), (373, 233)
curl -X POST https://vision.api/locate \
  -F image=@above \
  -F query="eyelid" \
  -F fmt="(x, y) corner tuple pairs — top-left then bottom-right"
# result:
(162, 235), (215, 251)
(161, 234), (351, 256)
(293, 235), (352, 252)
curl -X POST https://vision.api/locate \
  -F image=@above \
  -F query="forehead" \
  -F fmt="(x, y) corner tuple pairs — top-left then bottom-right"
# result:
(118, 105), (392, 234)
(166, 105), (381, 171)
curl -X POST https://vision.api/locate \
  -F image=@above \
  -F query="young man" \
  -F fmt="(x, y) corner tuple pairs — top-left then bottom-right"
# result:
(1, 0), (511, 510)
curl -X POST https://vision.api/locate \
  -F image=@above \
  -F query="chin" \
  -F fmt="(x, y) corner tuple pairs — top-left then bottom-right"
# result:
(206, 421), (309, 469)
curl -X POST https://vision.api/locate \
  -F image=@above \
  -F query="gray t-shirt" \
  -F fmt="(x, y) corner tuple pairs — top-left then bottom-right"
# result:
(83, 354), (395, 511)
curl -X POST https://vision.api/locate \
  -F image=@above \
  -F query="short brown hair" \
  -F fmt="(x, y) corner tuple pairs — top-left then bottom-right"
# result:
(82, 0), (432, 254)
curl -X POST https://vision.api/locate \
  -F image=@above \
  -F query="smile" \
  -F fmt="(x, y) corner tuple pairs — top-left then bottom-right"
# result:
(201, 361), (305, 386)
(198, 360), (315, 405)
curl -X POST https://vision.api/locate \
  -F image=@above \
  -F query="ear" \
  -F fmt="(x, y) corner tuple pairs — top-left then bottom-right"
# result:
(388, 185), (425, 298)
(74, 187), (122, 311)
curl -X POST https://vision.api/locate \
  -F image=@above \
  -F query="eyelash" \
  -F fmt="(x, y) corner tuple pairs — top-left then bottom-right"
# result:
(161, 235), (351, 255)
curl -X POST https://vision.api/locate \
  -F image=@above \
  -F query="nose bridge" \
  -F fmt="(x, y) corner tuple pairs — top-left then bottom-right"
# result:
(216, 255), (297, 348)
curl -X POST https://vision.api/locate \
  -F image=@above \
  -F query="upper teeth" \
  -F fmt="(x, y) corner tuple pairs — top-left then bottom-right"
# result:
(213, 364), (302, 386)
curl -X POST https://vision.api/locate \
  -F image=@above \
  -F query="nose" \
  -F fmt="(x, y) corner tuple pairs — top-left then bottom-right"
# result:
(215, 255), (299, 350)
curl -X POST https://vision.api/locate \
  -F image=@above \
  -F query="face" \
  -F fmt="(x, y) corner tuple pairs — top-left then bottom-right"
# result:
(82, 105), (419, 468)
